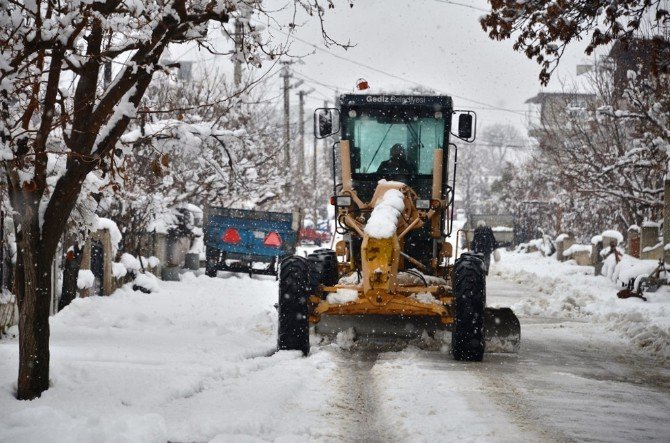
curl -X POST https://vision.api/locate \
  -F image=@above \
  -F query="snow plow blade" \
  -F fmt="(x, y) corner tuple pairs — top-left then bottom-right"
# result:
(314, 314), (447, 343)
(484, 307), (521, 353)
(314, 308), (521, 353)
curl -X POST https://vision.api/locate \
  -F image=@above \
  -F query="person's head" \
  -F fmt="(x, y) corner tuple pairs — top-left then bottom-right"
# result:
(390, 143), (405, 161)
(477, 220), (486, 227)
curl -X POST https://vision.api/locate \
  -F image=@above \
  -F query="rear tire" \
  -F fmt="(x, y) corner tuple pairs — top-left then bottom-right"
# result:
(277, 256), (311, 355)
(307, 249), (338, 291)
(452, 253), (486, 361)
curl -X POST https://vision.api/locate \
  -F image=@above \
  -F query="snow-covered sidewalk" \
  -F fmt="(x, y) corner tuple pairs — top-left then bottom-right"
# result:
(0, 273), (346, 442)
(492, 250), (670, 361)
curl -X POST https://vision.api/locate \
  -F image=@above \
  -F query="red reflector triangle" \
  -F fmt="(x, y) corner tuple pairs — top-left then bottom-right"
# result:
(222, 228), (241, 244)
(264, 231), (282, 247)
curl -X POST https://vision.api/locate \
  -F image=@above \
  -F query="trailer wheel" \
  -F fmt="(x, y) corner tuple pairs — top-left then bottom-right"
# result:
(452, 253), (486, 361)
(277, 256), (311, 355)
(205, 248), (219, 278)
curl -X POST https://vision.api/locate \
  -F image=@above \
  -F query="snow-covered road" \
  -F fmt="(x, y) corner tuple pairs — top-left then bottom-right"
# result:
(1, 258), (669, 442)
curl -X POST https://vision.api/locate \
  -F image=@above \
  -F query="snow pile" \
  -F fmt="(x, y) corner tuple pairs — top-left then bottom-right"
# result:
(364, 189), (405, 239)
(601, 230), (624, 245)
(492, 226), (513, 232)
(120, 253), (141, 272)
(76, 270), (95, 290)
(112, 262), (127, 279)
(602, 254), (661, 288)
(555, 233), (570, 243)
(327, 288), (359, 305)
(0, 273), (346, 441)
(146, 256), (160, 268)
(410, 292), (438, 304)
(134, 272), (161, 292)
(96, 217), (122, 254)
(562, 244), (591, 257)
(495, 251), (670, 360)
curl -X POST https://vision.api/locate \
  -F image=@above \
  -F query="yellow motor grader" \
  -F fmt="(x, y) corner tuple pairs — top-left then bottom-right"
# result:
(277, 93), (520, 360)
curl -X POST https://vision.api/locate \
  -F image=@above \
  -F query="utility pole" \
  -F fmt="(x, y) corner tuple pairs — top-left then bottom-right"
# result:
(297, 89), (313, 178)
(233, 18), (243, 87)
(281, 63), (291, 174)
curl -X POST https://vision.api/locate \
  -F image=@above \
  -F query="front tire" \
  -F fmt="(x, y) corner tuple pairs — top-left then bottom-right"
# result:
(452, 253), (486, 361)
(277, 256), (311, 355)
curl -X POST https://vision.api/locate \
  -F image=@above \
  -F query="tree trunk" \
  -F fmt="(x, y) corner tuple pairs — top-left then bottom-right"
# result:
(17, 245), (52, 399)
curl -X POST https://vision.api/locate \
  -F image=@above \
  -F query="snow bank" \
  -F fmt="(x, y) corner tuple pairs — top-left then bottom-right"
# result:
(0, 273), (346, 441)
(365, 189), (405, 239)
(495, 251), (670, 360)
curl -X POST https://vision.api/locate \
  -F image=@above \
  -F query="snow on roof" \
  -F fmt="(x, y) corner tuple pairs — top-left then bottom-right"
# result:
(642, 221), (660, 228)
(591, 235), (603, 245)
(364, 189), (405, 239)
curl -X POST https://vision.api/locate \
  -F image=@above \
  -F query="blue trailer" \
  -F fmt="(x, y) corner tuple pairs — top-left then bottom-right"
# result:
(204, 207), (300, 277)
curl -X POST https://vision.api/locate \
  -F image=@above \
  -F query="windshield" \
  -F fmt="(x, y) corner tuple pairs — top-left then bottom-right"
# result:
(344, 107), (445, 176)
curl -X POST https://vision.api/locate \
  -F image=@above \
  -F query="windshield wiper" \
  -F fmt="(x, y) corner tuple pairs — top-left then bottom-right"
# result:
(365, 124), (394, 172)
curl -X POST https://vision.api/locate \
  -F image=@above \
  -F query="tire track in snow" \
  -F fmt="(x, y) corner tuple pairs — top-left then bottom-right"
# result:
(328, 349), (403, 442)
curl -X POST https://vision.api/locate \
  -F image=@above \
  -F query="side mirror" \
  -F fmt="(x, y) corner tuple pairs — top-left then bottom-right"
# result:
(314, 108), (340, 139)
(458, 114), (473, 139)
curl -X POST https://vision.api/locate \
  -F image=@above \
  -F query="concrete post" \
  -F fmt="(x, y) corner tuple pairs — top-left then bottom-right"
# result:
(665, 179), (670, 264)
(153, 233), (167, 277)
(78, 239), (91, 298)
(640, 224), (659, 252)
(559, 235), (574, 262)
(627, 227), (640, 258)
(91, 229), (113, 296)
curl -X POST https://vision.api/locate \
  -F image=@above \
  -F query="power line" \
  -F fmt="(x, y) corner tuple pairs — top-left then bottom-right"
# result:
(267, 24), (526, 117)
(432, 0), (489, 13)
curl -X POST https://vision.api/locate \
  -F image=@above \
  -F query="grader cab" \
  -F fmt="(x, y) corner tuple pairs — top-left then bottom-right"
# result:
(277, 93), (520, 360)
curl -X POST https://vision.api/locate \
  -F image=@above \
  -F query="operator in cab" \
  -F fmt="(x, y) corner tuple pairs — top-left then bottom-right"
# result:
(377, 143), (413, 177)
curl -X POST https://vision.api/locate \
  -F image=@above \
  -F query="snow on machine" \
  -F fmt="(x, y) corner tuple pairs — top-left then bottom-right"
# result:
(277, 93), (520, 360)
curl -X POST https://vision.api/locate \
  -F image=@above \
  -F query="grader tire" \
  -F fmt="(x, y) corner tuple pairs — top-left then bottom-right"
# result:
(307, 249), (339, 289)
(277, 256), (311, 355)
(452, 253), (486, 361)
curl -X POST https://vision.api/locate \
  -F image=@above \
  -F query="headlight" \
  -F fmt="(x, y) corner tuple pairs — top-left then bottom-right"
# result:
(415, 199), (441, 210)
(416, 199), (431, 210)
(330, 195), (352, 207)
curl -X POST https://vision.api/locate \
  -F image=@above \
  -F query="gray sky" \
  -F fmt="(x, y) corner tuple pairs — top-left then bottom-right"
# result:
(174, 0), (594, 135)
(273, 0), (593, 134)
